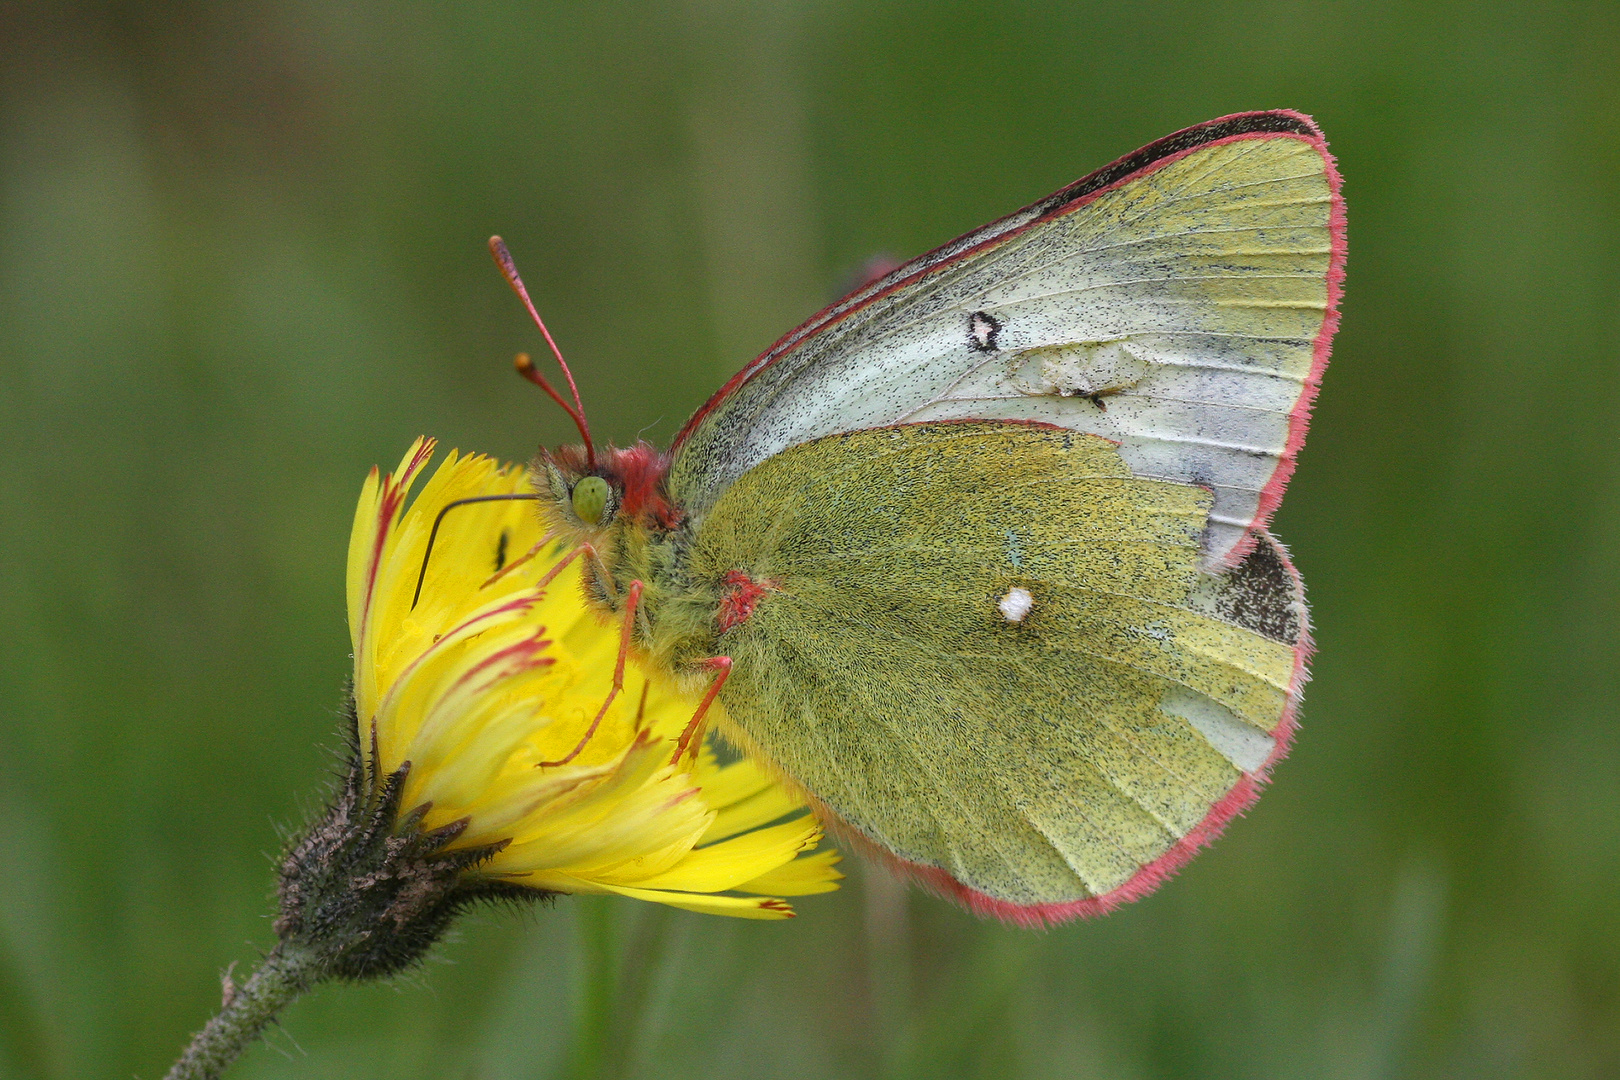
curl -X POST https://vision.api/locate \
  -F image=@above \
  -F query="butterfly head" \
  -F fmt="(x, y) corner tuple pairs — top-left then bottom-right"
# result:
(533, 441), (680, 545)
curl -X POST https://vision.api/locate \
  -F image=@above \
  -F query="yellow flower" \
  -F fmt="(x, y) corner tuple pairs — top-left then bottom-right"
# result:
(345, 438), (841, 919)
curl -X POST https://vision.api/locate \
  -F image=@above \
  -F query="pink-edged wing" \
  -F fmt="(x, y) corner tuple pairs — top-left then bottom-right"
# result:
(669, 110), (1344, 568)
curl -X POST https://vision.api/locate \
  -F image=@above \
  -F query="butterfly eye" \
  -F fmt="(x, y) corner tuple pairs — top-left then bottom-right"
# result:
(571, 476), (611, 525)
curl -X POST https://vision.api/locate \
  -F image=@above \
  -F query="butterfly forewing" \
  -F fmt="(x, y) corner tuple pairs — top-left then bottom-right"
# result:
(670, 111), (1343, 568)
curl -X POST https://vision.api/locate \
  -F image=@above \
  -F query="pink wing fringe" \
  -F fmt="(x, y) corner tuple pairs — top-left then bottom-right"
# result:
(1221, 111), (1347, 567)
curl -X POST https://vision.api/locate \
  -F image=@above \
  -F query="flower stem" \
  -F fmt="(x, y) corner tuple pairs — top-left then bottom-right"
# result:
(612, 903), (673, 1073)
(569, 896), (620, 1078)
(163, 944), (321, 1080)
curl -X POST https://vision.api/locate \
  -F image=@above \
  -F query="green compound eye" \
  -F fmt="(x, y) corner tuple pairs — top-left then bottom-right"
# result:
(571, 476), (610, 525)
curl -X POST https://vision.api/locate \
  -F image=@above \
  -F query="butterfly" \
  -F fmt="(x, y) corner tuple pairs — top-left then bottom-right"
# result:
(489, 110), (1343, 926)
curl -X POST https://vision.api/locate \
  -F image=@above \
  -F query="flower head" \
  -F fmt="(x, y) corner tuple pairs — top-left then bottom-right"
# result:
(343, 438), (840, 919)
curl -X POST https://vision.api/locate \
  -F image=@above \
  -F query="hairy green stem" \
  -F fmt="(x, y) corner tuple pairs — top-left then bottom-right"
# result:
(162, 945), (321, 1080)
(161, 721), (547, 1080)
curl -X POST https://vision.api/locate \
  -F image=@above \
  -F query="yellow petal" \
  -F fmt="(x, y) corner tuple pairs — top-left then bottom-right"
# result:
(622, 819), (821, 893)
(595, 882), (798, 920)
(701, 785), (803, 843)
(733, 849), (845, 896)
(689, 755), (776, 810)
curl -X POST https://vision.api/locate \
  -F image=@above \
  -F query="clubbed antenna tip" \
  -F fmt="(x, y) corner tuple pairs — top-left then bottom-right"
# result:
(489, 236), (595, 467)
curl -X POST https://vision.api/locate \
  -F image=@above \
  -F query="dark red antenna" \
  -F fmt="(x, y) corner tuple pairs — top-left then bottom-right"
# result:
(489, 236), (596, 468)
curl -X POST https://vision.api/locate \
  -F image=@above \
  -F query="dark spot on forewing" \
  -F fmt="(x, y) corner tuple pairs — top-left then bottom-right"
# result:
(968, 311), (1001, 353)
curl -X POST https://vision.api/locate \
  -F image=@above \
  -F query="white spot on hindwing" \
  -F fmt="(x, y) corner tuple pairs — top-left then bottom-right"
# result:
(998, 587), (1034, 622)
(968, 311), (1002, 352)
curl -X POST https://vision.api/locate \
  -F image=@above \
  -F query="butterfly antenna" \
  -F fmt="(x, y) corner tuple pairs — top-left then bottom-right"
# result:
(489, 235), (596, 468)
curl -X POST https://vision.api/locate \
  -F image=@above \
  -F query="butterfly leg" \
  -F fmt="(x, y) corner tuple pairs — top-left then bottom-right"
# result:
(480, 529), (559, 591)
(538, 579), (644, 767)
(527, 538), (620, 608)
(519, 540), (605, 593)
(585, 548), (623, 607)
(670, 657), (732, 766)
(476, 532), (616, 607)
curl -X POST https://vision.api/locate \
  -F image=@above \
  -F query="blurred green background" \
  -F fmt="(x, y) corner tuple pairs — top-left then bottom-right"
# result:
(3, 1), (1618, 1077)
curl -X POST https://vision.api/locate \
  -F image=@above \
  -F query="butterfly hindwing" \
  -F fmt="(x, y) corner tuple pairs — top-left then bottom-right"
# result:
(687, 423), (1307, 920)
